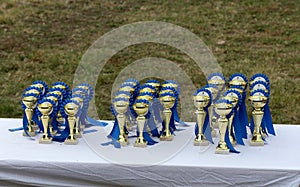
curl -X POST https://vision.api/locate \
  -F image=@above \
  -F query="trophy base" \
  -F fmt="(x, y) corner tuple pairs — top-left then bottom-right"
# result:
(215, 142), (230, 154)
(39, 136), (52, 144)
(64, 138), (78, 145)
(134, 138), (147, 148)
(194, 134), (209, 146)
(118, 136), (129, 146)
(194, 140), (209, 146)
(160, 135), (173, 141)
(250, 134), (264, 146)
(250, 140), (264, 146)
(23, 131), (36, 137)
(215, 148), (230, 154)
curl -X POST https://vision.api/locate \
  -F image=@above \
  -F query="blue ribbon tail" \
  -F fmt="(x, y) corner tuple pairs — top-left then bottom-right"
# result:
(9, 127), (24, 132)
(170, 112), (176, 131)
(83, 129), (98, 134)
(153, 98), (163, 123)
(250, 117), (255, 134)
(225, 128), (240, 153)
(22, 113), (31, 137)
(203, 109), (213, 144)
(264, 105), (275, 136)
(233, 113), (244, 145)
(52, 119), (70, 142)
(147, 115), (160, 137)
(86, 116), (108, 127)
(173, 109), (188, 126)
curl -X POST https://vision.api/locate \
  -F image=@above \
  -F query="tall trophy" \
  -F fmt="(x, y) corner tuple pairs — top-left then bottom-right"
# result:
(193, 88), (212, 146)
(22, 93), (39, 136)
(248, 90), (268, 146)
(63, 100), (80, 145)
(214, 99), (233, 154)
(133, 100), (150, 147)
(113, 98), (130, 146)
(159, 92), (176, 141)
(37, 99), (56, 144)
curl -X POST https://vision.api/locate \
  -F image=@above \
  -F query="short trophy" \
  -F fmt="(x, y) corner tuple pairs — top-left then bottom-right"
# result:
(248, 91), (268, 146)
(22, 94), (38, 137)
(214, 99), (233, 154)
(159, 93), (176, 141)
(133, 100), (149, 147)
(193, 89), (211, 146)
(38, 100), (54, 144)
(64, 101), (80, 145)
(114, 98), (130, 146)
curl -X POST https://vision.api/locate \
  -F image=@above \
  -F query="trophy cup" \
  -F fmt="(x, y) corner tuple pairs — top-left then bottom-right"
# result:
(22, 95), (38, 136)
(133, 100), (149, 147)
(114, 98), (130, 146)
(248, 92), (268, 146)
(193, 89), (211, 146)
(214, 99), (233, 154)
(38, 100), (54, 144)
(114, 91), (134, 131)
(64, 101), (80, 145)
(159, 93), (176, 141)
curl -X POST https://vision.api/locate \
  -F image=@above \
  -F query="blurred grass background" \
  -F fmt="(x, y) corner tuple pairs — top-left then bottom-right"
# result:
(0, 0), (299, 124)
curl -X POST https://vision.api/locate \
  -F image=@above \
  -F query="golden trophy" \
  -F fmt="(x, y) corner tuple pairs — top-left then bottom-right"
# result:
(133, 101), (149, 147)
(214, 99), (233, 154)
(114, 99), (130, 146)
(193, 91), (211, 146)
(64, 102), (79, 145)
(38, 101), (53, 144)
(22, 95), (38, 137)
(159, 94), (176, 141)
(248, 93), (268, 146)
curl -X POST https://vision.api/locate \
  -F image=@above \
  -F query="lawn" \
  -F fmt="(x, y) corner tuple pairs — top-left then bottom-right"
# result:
(0, 0), (299, 124)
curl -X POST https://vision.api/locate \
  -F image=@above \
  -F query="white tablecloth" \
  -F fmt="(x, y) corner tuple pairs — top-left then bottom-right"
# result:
(0, 118), (299, 187)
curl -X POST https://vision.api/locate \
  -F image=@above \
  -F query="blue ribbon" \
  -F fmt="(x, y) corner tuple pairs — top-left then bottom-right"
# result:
(232, 109), (244, 145)
(224, 128), (240, 153)
(146, 114), (160, 137)
(263, 104), (275, 136)
(86, 116), (108, 127)
(107, 120), (121, 148)
(136, 124), (158, 145)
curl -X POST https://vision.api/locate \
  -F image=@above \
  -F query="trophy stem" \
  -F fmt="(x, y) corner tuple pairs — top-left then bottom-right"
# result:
(134, 116), (147, 147)
(117, 113), (129, 146)
(228, 114), (236, 146)
(194, 109), (209, 146)
(250, 109), (264, 146)
(39, 115), (52, 144)
(23, 108), (36, 137)
(215, 116), (229, 154)
(160, 108), (173, 141)
(64, 116), (78, 145)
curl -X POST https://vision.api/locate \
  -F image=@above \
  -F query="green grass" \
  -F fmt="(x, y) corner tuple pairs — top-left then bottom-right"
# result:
(0, 0), (299, 124)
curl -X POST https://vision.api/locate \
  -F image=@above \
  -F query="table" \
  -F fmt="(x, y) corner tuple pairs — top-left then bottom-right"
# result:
(0, 118), (299, 187)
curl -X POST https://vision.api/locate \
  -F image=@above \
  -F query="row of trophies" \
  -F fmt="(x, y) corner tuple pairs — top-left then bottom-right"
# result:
(194, 73), (274, 154)
(107, 79), (186, 148)
(21, 80), (106, 145)
(107, 73), (274, 154)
